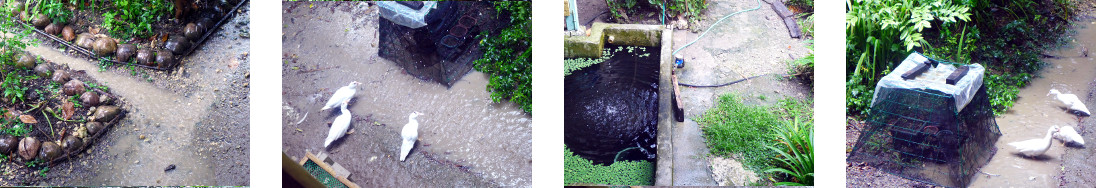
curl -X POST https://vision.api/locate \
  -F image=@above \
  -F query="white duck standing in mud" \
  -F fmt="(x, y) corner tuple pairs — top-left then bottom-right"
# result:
(1048, 89), (1091, 117)
(400, 111), (424, 161)
(322, 81), (361, 111)
(1008, 126), (1059, 157)
(1054, 125), (1085, 147)
(324, 101), (352, 148)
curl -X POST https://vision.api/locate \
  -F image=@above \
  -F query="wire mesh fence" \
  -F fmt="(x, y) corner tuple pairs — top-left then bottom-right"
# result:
(850, 54), (1001, 187)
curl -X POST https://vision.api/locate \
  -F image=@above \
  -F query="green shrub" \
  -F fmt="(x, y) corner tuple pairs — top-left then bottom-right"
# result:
(475, 1), (531, 113)
(763, 117), (813, 186)
(846, 0), (971, 116)
(564, 146), (654, 185)
(102, 0), (173, 40)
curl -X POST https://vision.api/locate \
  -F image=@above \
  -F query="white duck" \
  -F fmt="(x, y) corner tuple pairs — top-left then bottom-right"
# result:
(321, 81), (361, 111)
(1048, 89), (1091, 116)
(1054, 125), (1085, 147)
(323, 101), (352, 148)
(1008, 126), (1059, 157)
(400, 111), (424, 161)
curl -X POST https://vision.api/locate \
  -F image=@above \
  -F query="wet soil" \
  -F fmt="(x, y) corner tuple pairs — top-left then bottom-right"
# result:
(2, 3), (250, 186)
(967, 19), (1096, 188)
(281, 2), (531, 187)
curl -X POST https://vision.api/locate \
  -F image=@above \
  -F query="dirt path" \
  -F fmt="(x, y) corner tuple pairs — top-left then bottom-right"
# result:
(280, 2), (531, 187)
(667, 0), (811, 186)
(5, 3), (251, 186)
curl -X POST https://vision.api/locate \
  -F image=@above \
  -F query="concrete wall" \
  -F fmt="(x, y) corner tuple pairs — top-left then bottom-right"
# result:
(564, 23), (666, 59)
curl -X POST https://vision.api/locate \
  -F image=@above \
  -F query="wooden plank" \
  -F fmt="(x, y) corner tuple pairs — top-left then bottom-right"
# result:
(672, 73), (685, 122)
(304, 152), (361, 188)
(947, 65), (970, 85)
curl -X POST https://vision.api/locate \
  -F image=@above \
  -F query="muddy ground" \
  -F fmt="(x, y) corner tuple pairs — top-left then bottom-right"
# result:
(4, 3), (250, 186)
(280, 2), (531, 187)
(575, 0), (812, 186)
(846, 15), (1096, 188)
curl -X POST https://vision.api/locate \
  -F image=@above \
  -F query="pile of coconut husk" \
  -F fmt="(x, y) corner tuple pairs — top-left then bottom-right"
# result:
(4, 0), (247, 71)
(0, 53), (125, 168)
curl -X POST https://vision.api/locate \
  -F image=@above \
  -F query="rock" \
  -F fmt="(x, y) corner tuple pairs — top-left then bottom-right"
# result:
(0, 134), (17, 154)
(44, 22), (62, 36)
(52, 70), (70, 83)
(9, 1), (24, 17)
(92, 105), (120, 122)
(80, 91), (99, 106)
(18, 137), (39, 160)
(76, 33), (95, 49)
(34, 62), (51, 77)
(116, 44), (136, 63)
(86, 122), (104, 135)
(196, 17), (215, 34)
(37, 141), (60, 161)
(98, 93), (114, 105)
(31, 14), (49, 29)
(76, 33), (96, 49)
(61, 135), (83, 153)
(16, 53), (35, 69)
(184, 23), (202, 41)
(137, 49), (155, 66)
(62, 26), (75, 42)
(63, 79), (85, 96)
(93, 37), (117, 57)
(165, 35), (191, 55)
(156, 50), (175, 69)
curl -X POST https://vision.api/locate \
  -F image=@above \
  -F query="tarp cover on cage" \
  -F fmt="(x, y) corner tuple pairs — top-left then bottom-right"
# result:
(378, 2), (498, 87)
(377, 1), (437, 28)
(872, 52), (986, 112)
(850, 54), (1001, 188)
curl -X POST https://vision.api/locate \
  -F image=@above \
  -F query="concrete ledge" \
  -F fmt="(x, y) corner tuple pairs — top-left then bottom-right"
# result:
(655, 27), (674, 186)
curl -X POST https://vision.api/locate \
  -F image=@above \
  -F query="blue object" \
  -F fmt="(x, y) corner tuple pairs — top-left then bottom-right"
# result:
(674, 57), (684, 68)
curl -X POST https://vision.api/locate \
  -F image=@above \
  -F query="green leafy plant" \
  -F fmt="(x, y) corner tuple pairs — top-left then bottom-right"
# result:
(846, 0), (971, 115)
(564, 146), (654, 185)
(1, 71), (31, 103)
(40, 0), (72, 24)
(1, 121), (32, 137)
(763, 117), (813, 186)
(474, 1), (531, 113)
(697, 94), (813, 184)
(101, 0), (173, 40)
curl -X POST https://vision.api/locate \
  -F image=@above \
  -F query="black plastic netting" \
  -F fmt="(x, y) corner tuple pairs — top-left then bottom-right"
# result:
(378, 2), (497, 87)
(850, 85), (1001, 187)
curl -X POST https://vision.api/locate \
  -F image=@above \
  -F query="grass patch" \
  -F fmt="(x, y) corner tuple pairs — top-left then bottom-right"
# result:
(564, 146), (654, 185)
(696, 94), (812, 185)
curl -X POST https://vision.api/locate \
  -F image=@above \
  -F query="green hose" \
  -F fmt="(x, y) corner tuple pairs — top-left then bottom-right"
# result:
(672, 0), (762, 56)
(614, 146), (642, 162)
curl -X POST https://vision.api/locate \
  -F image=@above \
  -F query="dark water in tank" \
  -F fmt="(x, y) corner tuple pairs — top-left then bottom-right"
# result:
(564, 45), (660, 165)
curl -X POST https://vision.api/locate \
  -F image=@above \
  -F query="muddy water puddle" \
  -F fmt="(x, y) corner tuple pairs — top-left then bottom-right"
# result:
(968, 23), (1096, 187)
(0, 5), (252, 184)
(281, 2), (531, 187)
